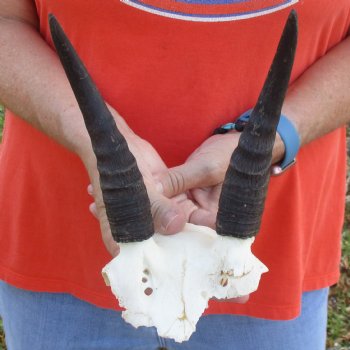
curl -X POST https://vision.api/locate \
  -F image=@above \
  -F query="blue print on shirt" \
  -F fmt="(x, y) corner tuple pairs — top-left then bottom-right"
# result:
(121, 0), (299, 22)
(175, 0), (249, 3)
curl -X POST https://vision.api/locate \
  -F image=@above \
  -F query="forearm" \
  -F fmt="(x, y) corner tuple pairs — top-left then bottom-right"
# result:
(278, 36), (350, 161)
(0, 14), (91, 155)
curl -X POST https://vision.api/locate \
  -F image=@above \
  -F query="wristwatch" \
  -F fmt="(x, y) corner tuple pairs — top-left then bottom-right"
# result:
(213, 110), (300, 176)
(272, 114), (300, 175)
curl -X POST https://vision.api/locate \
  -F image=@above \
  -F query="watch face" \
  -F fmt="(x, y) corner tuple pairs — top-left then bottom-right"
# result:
(120, 0), (299, 22)
(271, 159), (296, 176)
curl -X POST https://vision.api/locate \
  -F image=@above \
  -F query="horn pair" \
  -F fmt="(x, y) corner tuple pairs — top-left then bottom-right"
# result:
(49, 12), (297, 243)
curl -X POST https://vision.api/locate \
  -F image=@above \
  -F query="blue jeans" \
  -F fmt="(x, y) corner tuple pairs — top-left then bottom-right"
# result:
(0, 281), (328, 350)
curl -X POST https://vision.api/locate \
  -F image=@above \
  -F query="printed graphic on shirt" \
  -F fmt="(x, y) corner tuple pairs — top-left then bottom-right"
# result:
(121, 0), (299, 22)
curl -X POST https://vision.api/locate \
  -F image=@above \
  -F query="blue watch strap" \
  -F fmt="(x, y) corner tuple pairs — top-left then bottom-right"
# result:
(276, 115), (300, 171)
(237, 110), (300, 173)
(214, 110), (300, 175)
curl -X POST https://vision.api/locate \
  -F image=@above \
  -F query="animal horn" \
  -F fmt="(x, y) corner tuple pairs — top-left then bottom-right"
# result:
(216, 10), (298, 239)
(49, 15), (154, 243)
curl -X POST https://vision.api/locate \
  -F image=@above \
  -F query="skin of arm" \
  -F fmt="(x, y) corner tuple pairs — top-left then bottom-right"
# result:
(0, 0), (195, 256)
(282, 36), (350, 145)
(159, 35), (350, 227)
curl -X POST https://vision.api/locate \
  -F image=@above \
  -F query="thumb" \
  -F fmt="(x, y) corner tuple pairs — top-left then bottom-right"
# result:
(158, 162), (218, 198)
(148, 189), (187, 235)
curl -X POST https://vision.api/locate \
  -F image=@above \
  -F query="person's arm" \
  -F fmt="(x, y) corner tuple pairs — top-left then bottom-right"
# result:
(282, 35), (350, 147)
(159, 35), (350, 226)
(0, 0), (87, 152)
(0, 0), (191, 255)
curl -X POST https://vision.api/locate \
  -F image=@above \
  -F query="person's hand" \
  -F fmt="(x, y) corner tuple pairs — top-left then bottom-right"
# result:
(158, 132), (240, 229)
(158, 132), (257, 305)
(158, 129), (285, 228)
(79, 105), (197, 257)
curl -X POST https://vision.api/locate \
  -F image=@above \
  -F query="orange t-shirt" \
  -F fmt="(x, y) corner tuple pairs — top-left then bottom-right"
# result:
(0, 0), (348, 320)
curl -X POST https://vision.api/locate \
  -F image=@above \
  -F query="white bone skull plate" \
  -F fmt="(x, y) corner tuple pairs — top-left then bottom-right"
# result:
(102, 223), (268, 343)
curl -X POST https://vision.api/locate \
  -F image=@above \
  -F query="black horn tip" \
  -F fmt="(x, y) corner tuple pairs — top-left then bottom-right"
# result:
(285, 9), (298, 40)
(289, 8), (298, 21)
(290, 12), (298, 29)
(49, 14), (71, 55)
(48, 14), (59, 34)
(48, 13), (55, 22)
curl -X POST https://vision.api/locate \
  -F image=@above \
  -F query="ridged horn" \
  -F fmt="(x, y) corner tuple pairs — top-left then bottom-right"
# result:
(49, 15), (154, 243)
(216, 10), (298, 239)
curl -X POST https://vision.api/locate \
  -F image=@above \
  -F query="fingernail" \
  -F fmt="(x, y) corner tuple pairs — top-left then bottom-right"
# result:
(155, 182), (163, 193)
(87, 184), (94, 195)
(89, 203), (98, 218)
(161, 211), (179, 233)
(111, 245), (120, 257)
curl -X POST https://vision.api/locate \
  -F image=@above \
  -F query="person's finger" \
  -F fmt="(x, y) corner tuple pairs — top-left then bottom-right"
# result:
(172, 193), (198, 220)
(213, 295), (250, 303)
(89, 202), (98, 219)
(157, 162), (219, 199)
(189, 208), (216, 229)
(98, 211), (120, 257)
(148, 190), (187, 235)
(87, 184), (94, 196)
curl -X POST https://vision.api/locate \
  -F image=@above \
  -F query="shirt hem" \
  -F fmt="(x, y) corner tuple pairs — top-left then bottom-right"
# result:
(0, 265), (340, 320)
(0, 265), (119, 311)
